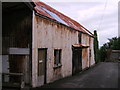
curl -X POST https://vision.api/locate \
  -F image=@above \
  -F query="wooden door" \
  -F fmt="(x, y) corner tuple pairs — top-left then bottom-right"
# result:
(72, 47), (82, 75)
(38, 49), (47, 85)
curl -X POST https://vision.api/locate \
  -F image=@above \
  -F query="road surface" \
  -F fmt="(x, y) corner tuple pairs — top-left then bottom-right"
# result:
(38, 62), (119, 88)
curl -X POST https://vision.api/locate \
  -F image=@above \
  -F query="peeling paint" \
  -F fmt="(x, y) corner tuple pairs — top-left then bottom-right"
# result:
(32, 11), (95, 87)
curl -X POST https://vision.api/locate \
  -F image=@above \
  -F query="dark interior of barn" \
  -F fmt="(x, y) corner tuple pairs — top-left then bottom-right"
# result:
(2, 2), (32, 88)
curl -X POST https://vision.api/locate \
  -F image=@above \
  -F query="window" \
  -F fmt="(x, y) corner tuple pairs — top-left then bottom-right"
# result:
(89, 49), (91, 57)
(78, 32), (82, 44)
(54, 49), (62, 68)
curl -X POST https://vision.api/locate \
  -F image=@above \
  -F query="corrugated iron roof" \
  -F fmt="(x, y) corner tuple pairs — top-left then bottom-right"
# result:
(32, 0), (93, 36)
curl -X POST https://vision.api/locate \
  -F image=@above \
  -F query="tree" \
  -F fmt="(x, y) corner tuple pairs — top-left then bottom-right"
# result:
(98, 44), (107, 62)
(107, 37), (120, 50)
(94, 30), (99, 63)
(98, 37), (120, 62)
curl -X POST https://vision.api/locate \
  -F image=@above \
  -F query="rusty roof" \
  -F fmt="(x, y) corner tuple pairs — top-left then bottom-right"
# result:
(73, 44), (89, 48)
(32, 0), (93, 36)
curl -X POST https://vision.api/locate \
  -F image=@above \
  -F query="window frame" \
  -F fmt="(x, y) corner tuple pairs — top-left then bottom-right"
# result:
(78, 32), (82, 44)
(53, 49), (62, 69)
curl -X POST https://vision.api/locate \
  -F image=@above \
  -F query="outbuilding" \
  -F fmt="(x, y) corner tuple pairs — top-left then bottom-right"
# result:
(2, 0), (95, 88)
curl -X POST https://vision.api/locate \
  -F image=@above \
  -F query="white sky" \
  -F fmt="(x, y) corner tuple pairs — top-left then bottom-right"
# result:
(40, 0), (119, 47)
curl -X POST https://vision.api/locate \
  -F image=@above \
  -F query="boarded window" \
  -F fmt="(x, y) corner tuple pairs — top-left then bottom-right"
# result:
(54, 49), (61, 65)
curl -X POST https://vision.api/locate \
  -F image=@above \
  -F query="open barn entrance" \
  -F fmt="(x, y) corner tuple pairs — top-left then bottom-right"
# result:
(2, 2), (32, 88)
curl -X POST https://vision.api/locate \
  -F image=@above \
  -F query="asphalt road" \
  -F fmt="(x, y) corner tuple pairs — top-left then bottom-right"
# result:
(38, 62), (119, 88)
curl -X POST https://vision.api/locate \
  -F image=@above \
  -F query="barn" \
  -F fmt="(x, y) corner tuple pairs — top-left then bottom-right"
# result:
(2, 0), (95, 88)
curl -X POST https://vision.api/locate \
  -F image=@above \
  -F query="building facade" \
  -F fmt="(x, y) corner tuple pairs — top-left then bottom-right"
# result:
(2, 1), (95, 88)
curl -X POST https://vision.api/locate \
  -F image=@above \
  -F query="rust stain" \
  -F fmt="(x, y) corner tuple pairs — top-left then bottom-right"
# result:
(82, 48), (89, 67)
(53, 68), (62, 80)
(54, 68), (61, 74)
(83, 49), (87, 58)
(36, 15), (78, 35)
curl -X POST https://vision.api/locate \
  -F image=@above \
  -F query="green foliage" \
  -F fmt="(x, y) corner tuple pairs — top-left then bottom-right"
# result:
(98, 37), (120, 62)
(100, 37), (120, 50)
(107, 37), (120, 50)
(94, 30), (99, 63)
(98, 45), (107, 62)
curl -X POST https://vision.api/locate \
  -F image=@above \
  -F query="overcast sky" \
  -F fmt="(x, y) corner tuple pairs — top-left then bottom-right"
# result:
(40, 0), (119, 47)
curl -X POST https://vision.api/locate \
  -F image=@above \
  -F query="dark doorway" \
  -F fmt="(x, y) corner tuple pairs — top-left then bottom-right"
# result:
(38, 48), (47, 84)
(9, 55), (29, 83)
(2, 2), (32, 88)
(72, 46), (82, 75)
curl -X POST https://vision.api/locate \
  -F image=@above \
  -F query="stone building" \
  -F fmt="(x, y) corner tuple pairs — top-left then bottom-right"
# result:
(2, 0), (95, 88)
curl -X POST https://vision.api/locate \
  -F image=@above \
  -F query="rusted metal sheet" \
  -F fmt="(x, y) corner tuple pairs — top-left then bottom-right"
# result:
(73, 44), (89, 48)
(32, 0), (93, 36)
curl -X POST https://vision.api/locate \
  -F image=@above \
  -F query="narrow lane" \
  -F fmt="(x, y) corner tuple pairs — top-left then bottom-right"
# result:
(39, 62), (119, 88)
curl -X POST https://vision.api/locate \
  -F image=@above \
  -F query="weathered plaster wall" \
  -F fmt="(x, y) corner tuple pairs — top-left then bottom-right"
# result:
(32, 11), (95, 87)
(89, 37), (95, 66)
(82, 34), (89, 69)
(82, 48), (89, 69)
(81, 34), (95, 69)
(32, 12), (78, 87)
